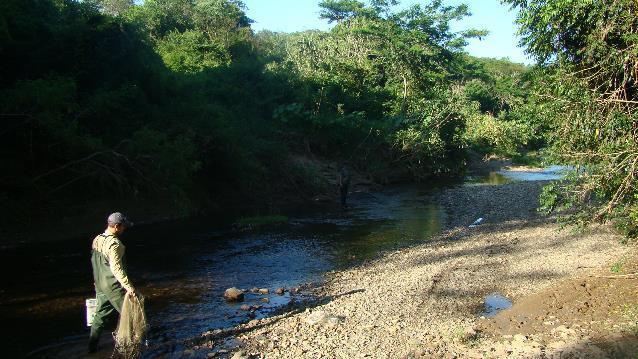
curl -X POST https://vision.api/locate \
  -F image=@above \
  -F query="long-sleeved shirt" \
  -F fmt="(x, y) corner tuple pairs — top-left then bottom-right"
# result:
(91, 232), (134, 293)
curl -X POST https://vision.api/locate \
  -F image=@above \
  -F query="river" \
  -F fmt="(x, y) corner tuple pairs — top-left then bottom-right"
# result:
(0, 167), (566, 358)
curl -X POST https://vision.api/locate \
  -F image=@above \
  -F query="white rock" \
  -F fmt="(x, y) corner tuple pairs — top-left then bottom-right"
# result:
(231, 351), (248, 359)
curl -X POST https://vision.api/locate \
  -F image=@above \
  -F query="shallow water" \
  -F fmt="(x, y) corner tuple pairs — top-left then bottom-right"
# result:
(483, 293), (513, 317)
(1, 185), (444, 358)
(467, 165), (570, 185)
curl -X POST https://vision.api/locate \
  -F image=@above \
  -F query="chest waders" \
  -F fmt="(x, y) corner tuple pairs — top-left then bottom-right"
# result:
(88, 234), (127, 352)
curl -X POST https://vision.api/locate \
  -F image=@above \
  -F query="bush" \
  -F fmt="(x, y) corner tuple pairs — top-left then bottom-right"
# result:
(464, 113), (533, 157)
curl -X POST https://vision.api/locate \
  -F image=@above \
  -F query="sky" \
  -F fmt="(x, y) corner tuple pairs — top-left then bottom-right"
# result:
(241, 0), (533, 65)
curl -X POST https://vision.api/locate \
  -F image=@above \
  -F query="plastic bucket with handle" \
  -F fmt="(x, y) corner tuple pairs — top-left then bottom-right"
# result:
(86, 298), (98, 327)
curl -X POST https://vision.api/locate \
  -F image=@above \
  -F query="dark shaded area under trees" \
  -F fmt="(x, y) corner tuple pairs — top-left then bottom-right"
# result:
(0, 0), (542, 239)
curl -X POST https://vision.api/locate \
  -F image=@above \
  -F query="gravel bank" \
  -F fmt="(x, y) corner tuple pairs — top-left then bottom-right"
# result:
(212, 180), (634, 358)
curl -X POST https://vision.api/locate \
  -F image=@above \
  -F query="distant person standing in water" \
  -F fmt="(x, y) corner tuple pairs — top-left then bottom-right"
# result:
(88, 212), (136, 353)
(339, 164), (351, 208)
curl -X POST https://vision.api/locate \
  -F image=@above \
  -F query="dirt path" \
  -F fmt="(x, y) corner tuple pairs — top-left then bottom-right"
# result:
(203, 179), (638, 358)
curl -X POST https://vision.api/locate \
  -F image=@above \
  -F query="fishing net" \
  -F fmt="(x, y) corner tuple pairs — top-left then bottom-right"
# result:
(114, 292), (148, 358)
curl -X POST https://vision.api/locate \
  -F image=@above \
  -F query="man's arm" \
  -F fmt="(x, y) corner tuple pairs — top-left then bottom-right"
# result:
(108, 243), (135, 293)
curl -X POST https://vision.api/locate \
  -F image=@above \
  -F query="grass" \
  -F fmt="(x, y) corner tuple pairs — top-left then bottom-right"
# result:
(611, 257), (626, 274)
(235, 215), (289, 230)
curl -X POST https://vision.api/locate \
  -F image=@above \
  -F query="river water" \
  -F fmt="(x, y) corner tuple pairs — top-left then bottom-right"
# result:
(0, 167), (566, 358)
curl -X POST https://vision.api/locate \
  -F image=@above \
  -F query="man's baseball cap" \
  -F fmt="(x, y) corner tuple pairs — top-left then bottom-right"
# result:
(107, 212), (134, 227)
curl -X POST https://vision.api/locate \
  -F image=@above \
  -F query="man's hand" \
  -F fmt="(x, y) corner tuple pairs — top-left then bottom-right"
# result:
(126, 287), (137, 298)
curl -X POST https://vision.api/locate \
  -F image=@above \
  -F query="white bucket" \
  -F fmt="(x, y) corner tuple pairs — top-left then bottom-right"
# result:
(86, 298), (98, 327)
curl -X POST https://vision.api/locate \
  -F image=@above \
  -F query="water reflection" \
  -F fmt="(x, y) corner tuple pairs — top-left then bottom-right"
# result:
(468, 165), (570, 186)
(483, 293), (513, 317)
(466, 172), (512, 185)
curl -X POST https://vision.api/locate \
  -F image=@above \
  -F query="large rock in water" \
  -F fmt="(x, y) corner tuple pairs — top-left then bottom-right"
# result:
(224, 287), (244, 302)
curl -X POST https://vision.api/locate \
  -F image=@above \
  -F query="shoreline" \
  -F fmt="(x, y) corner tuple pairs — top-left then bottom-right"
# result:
(216, 178), (637, 358)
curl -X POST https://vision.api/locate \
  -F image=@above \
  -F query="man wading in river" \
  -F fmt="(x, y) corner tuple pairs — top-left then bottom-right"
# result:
(339, 164), (351, 208)
(88, 212), (136, 353)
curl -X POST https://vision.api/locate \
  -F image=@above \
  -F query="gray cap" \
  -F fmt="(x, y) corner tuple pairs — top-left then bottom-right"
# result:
(107, 212), (134, 227)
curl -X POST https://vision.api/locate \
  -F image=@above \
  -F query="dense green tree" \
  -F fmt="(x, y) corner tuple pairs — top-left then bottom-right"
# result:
(319, 0), (370, 23)
(91, 0), (134, 16)
(503, 0), (638, 236)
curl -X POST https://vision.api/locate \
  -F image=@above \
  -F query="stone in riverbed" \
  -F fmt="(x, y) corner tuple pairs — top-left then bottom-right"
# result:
(224, 287), (245, 302)
(464, 326), (480, 341)
(240, 304), (251, 311)
(304, 310), (343, 326)
(250, 287), (259, 293)
(275, 287), (285, 295)
(261, 297), (270, 303)
(258, 288), (269, 295)
(231, 351), (249, 359)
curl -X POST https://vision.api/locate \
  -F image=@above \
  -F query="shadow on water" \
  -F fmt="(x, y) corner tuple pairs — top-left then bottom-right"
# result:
(2, 184), (445, 358)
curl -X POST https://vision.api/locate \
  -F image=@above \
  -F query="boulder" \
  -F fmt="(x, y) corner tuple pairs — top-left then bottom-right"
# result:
(224, 287), (245, 302)
(258, 288), (269, 295)
(275, 287), (285, 295)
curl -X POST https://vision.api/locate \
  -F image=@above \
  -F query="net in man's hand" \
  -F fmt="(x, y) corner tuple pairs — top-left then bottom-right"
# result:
(114, 292), (148, 358)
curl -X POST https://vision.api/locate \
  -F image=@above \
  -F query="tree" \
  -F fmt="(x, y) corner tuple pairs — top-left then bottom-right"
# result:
(318, 0), (369, 23)
(503, 0), (638, 236)
(93, 0), (134, 16)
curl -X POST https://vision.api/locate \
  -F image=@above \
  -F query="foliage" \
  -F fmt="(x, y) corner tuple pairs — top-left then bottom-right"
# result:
(156, 30), (230, 73)
(464, 112), (533, 156)
(264, 0), (507, 178)
(505, 0), (638, 236)
(0, 0), (544, 229)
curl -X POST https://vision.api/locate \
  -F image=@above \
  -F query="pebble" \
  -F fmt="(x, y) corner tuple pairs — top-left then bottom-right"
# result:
(231, 351), (248, 359)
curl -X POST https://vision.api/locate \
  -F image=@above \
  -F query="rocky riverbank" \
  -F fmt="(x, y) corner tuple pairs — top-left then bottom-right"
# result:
(208, 176), (638, 358)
